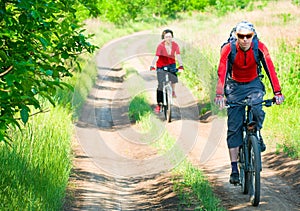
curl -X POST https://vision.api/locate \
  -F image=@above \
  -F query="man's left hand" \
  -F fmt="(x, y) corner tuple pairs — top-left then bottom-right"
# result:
(274, 92), (284, 105)
(178, 65), (184, 72)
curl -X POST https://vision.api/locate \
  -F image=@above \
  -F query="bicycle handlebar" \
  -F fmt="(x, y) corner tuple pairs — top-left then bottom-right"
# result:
(226, 98), (275, 108)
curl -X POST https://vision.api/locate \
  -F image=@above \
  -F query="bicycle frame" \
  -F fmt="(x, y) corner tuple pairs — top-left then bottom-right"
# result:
(162, 74), (173, 107)
(157, 66), (178, 122)
(242, 104), (262, 172)
(227, 98), (274, 206)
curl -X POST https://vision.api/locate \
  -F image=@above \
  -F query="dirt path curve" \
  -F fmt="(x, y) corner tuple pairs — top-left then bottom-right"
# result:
(66, 32), (300, 210)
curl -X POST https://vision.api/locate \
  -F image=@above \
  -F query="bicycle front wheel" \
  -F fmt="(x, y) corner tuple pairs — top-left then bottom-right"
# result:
(239, 146), (249, 194)
(163, 89), (172, 122)
(248, 135), (261, 206)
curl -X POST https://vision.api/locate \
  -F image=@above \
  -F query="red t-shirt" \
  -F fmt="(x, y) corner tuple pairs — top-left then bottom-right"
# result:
(155, 41), (180, 68)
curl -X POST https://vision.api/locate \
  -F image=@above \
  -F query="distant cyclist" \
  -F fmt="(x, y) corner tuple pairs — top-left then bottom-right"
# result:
(214, 21), (284, 184)
(150, 29), (184, 113)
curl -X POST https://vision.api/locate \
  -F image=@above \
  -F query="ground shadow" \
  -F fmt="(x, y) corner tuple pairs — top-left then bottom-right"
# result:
(65, 154), (185, 211)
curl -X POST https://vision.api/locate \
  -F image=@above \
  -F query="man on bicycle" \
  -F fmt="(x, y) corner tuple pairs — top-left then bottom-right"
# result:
(150, 29), (184, 113)
(214, 21), (284, 184)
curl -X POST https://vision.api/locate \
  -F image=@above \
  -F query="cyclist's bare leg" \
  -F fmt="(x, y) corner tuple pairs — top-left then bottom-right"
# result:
(229, 147), (239, 163)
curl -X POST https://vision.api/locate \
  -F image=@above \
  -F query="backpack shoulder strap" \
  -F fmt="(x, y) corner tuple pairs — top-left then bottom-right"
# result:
(252, 37), (263, 77)
(229, 40), (236, 64)
(252, 36), (260, 64)
(225, 41), (236, 80)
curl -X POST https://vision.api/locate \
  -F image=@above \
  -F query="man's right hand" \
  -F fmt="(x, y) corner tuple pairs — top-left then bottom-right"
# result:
(150, 66), (155, 71)
(214, 94), (226, 109)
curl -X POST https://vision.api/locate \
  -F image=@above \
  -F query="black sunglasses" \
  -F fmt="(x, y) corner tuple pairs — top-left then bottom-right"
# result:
(237, 33), (253, 39)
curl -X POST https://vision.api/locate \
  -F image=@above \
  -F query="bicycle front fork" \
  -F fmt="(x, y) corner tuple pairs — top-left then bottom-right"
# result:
(162, 83), (172, 106)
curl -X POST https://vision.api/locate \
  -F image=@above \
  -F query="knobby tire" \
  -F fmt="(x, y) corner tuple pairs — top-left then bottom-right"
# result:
(164, 89), (172, 122)
(248, 135), (261, 206)
(239, 146), (249, 194)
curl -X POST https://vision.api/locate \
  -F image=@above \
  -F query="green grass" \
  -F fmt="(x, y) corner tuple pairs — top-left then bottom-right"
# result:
(173, 161), (226, 210)
(129, 94), (152, 122)
(0, 106), (73, 210)
(263, 39), (300, 158)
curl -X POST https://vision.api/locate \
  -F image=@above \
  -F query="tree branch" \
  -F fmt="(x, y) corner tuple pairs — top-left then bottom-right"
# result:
(0, 88), (10, 92)
(15, 109), (51, 121)
(0, 66), (13, 77)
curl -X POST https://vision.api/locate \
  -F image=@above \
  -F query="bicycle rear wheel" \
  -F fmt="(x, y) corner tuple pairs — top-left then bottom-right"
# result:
(163, 89), (172, 122)
(248, 135), (261, 206)
(239, 146), (249, 194)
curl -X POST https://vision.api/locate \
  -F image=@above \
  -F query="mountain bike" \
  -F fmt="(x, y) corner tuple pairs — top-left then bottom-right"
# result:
(227, 98), (274, 206)
(158, 67), (178, 122)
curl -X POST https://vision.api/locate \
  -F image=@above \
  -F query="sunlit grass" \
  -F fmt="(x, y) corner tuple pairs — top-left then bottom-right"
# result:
(0, 105), (73, 210)
(263, 39), (300, 158)
(173, 160), (226, 210)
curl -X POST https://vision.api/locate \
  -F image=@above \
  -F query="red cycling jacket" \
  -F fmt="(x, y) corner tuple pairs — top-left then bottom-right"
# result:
(155, 41), (180, 68)
(216, 41), (281, 95)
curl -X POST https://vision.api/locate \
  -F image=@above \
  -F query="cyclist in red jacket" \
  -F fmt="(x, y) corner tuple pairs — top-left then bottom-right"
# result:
(150, 29), (184, 113)
(214, 21), (284, 184)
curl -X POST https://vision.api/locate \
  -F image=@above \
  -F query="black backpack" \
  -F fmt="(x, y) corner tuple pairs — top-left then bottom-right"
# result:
(221, 26), (263, 79)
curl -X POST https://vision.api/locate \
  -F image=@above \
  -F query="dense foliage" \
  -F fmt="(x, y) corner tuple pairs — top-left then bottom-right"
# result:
(0, 0), (97, 142)
(76, 0), (255, 24)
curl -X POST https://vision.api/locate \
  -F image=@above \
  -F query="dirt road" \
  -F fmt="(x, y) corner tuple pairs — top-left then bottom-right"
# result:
(65, 33), (300, 211)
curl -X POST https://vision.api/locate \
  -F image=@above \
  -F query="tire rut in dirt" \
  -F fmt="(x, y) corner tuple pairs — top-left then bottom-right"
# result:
(69, 168), (181, 210)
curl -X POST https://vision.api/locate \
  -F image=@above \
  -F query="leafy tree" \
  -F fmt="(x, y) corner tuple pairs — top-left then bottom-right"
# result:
(94, 0), (255, 25)
(0, 0), (97, 142)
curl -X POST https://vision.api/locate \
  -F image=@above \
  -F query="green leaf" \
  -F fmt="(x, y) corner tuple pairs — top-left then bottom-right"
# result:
(30, 10), (39, 19)
(61, 51), (69, 59)
(4, 74), (15, 86)
(59, 82), (74, 91)
(0, 50), (8, 62)
(18, 13), (28, 24)
(31, 88), (38, 95)
(20, 107), (29, 124)
(39, 37), (49, 49)
(46, 69), (53, 76)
